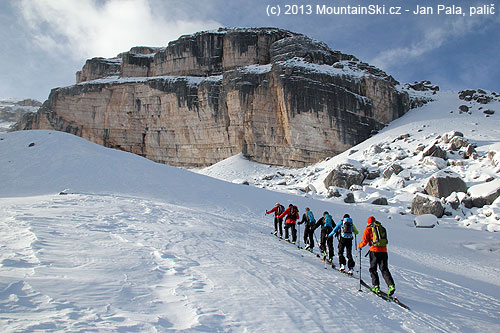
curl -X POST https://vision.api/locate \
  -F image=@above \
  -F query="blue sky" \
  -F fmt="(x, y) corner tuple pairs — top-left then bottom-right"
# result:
(1, 0), (499, 101)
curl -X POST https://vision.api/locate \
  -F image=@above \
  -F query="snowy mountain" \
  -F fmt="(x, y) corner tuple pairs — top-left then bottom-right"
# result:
(0, 98), (41, 132)
(1, 89), (499, 331)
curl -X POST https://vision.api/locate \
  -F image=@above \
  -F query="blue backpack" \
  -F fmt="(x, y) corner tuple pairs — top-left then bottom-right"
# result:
(342, 218), (353, 238)
(307, 211), (316, 224)
(324, 214), (333, 228)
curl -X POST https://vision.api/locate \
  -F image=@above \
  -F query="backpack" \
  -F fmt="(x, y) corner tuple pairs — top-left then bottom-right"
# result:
(371, 221), (388, 247)
(289, 205), (299, 219)
(342, 217), (353, 238)
(277, 204), (285, 215)
(324, 214), (333, 228)
(306, 211), (315, 224)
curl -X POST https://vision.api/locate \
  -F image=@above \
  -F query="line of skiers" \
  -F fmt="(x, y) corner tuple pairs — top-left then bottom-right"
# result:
(266, 203), (396, 296)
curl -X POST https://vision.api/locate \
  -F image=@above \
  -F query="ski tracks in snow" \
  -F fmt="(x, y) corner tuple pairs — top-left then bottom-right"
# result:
(0, 194), (212, 331)
(1, 193), (500, 331)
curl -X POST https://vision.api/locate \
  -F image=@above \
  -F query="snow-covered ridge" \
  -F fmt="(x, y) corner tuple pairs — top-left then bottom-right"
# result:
(76, 74), (223, 87)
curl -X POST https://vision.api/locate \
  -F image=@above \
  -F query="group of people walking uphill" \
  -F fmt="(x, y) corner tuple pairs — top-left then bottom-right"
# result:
(266, 203), (396, 296)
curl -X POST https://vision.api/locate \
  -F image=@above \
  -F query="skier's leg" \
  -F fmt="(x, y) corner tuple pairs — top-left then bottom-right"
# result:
(309, 229), (314, 249)
(292, 224), (297, 242)
(284, 223), (290, 240)
(379, 252), (395, 287)
(369, 251), (380, 287)
(327, 234), (334, 260)
(279, 218), (283, 237)
(338, 238), (346, 266)
(346, 238), (355, 269)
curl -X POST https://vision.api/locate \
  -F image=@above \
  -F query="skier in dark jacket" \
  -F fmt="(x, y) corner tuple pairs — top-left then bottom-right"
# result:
(266, 203), (285, 237)
(278, 204), (299, 243)
(315, 211), (335, 263)
(328, 214), (359, 274)
(297, 208), (317, 251)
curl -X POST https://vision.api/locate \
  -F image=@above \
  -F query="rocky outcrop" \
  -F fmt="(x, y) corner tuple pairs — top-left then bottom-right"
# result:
(76, 58), (122, 83)
(16, 28), (410, 168)
(0, 99), (41, 132)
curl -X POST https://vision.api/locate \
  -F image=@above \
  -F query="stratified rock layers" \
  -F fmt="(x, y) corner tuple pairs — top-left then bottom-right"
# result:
(17, 28), (409, 168)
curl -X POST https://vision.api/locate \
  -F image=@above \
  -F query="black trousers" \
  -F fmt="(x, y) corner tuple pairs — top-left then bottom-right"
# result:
(369, 251), (395, 287)
(303, 224), (315, 249)
(338, 237), (355, 269)
(284, 223), (297, 242)
(320, 227), (334, 259)
(274, 217), (283, 236)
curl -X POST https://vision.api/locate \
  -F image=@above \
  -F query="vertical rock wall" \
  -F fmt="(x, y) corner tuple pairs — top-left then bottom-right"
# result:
(16, 28), (410, 168)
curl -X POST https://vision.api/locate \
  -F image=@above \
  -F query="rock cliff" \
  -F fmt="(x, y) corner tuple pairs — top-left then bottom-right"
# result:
(16, 27), (410, 168)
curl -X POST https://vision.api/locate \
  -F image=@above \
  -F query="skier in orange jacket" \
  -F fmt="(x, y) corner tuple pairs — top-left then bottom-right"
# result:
(358, 216), (395, 296)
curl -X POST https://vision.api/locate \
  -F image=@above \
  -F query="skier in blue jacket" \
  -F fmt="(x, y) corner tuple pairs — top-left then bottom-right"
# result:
(328, 214), (359, 274)
(315, 211), (335, 263)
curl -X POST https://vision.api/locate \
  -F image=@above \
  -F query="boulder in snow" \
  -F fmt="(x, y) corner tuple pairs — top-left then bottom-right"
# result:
(449, 136), (469, 150)
(464, 144), (477, 159)
(467, 179), (500, 208)
(371, 197), (388, 205)
(424, 170), (468, 198)
(344, 192), (355, 203)
(382, 163), (403, 180)
(488, 143), (500, 166)
(364, 144), (383, 156)
(414, 214), (438, 228)
(366, 169), (380, 180)
(441, 131), (464, 144)
(423, 156), (448, 170)
(422, 141), (448, 160)
(411, 193), (445, 218)
(323, 164), (365, 190)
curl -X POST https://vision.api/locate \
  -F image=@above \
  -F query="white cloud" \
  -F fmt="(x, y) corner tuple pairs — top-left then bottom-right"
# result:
(17, 0), (222, 59)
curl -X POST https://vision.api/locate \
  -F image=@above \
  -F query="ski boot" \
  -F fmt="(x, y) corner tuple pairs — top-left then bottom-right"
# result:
(339, 264), (345, 272)
(371, 286), (380, 293)
(388, 285), (395, 297)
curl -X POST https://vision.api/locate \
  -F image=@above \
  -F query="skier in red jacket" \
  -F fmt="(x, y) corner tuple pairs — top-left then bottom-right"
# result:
(278, 204), (299, 243)
(266, 203), (285, 238)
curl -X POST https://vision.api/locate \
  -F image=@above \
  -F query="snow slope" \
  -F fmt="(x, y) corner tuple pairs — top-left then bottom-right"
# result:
(1, 129), (500, 332)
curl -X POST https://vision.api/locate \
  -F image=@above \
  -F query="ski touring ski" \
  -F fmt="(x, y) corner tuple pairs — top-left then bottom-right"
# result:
(360, 279), (410, 310)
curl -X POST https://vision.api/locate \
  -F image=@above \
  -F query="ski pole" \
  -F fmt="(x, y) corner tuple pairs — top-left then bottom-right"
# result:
(298, 223), (301, 248)
(358, 247), (362, 291)
(354, 234), (358, 273)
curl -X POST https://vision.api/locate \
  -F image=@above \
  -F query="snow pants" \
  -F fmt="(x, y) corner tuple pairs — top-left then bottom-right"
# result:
(369, 251), (395, 287)
(338, 237), (355, 269)
(284, 222), (296, 242)
(274, 217), (283, 237)
(320, 227), (334, 259)
(303, 224), (315, 249)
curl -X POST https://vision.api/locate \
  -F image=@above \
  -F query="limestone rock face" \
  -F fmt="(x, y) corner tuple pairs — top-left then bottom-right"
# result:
(16, 28), (411, 168)
(76, 58), (122, 83)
